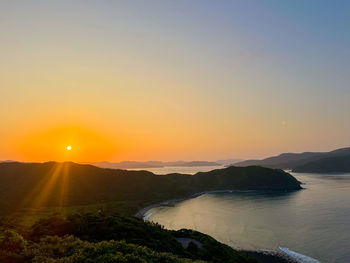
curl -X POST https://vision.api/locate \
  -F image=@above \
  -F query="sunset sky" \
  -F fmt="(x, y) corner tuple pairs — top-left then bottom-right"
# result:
(1, 0), (350, 162)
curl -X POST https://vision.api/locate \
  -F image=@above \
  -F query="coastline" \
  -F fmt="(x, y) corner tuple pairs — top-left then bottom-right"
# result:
(134, 190), (304, 263)
(134, 189), (258, 218)
(243, 250), (298, 263)
(134, 189), (299, 218)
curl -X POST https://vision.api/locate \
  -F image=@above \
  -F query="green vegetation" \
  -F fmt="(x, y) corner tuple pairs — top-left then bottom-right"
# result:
(0, 212), (260, 263)
(0, 162), (301, 217)
(0, 162), (301, 262)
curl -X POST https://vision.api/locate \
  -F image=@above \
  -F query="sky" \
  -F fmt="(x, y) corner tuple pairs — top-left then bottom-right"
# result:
(0, 0), (349, 162)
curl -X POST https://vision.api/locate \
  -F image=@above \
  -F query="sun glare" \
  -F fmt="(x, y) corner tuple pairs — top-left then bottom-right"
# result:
(66, 145), (72, 151)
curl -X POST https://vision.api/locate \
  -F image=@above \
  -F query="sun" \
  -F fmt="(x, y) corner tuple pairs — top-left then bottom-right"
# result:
(66, 145), (72, 151)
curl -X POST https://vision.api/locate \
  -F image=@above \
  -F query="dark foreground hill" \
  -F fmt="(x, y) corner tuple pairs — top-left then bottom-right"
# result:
(0, 163), (301, 263)
(0, 162), (301, 216)
(235, 147), (350, 173)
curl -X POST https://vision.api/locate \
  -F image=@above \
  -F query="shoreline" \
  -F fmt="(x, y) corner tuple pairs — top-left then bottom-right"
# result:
(134, 189), (305, 263)
(134, 189), (300, 218)
(134, 189), (260, 218)
(243, 250), (298, 263)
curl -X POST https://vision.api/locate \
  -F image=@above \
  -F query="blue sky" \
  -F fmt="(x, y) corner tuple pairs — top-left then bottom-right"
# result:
(0, 1), (349, 161)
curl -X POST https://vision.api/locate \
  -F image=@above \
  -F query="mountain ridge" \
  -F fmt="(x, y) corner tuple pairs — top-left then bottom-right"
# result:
(235, 147), (350, 173)
(0, 162), (301, 216)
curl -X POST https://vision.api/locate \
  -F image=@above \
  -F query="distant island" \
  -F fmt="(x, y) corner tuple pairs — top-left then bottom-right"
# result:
(235, 147), (350, 174)
(89, 160), (221, 169)
(88, 159), (243, 169)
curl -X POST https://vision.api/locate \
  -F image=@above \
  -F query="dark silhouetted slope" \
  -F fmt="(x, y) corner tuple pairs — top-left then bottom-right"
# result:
(192, 166), (301, 191)
(235, 147), (350, 171)
(292, 154), (350, 173)
(0, 162), (300, 215)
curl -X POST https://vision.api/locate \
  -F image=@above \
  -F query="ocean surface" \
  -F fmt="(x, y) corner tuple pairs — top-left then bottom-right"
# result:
(144, 170), (350, 263)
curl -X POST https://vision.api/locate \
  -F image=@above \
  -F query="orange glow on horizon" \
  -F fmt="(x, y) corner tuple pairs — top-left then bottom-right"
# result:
(15, 125), (117, 163)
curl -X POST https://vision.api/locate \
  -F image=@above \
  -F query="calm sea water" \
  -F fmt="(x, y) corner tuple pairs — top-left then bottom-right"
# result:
(146, 172), (350, 263)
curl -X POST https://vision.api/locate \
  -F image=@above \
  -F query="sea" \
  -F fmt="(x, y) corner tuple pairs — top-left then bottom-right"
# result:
(136, 166), (350, 263)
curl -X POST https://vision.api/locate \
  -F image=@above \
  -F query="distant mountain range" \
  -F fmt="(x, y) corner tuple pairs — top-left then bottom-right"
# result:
(215, 158), (243, 166)
(235, 147), (350, 173)
(0, 159), (243, 169)
(292, 154), (350, 173)
(90, 159), (243, 169)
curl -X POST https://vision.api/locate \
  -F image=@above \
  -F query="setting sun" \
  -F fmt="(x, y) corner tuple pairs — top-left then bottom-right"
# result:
(66, 146), (72, 151)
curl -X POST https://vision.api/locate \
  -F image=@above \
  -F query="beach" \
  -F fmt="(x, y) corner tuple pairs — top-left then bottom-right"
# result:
(135, 192), (301, 263)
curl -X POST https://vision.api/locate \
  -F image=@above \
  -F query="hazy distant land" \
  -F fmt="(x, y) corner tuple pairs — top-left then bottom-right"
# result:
(235, 147), (350, 173)
(89, 159), (243, 169)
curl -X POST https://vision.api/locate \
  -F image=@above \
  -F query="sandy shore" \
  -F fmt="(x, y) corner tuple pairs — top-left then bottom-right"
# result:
(134, 190), (304, 263)
(134, 193), (203, 218)
(134, 189), (259, 218)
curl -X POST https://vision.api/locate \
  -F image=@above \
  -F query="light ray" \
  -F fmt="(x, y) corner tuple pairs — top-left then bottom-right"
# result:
(58, 162), (70, 211)
(19, 163), (64, 214)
